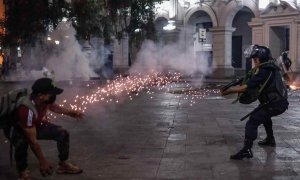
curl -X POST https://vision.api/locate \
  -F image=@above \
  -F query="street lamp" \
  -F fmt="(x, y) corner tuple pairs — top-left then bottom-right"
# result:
(47, 35), (52, 41)
(163, 20), (176, 31)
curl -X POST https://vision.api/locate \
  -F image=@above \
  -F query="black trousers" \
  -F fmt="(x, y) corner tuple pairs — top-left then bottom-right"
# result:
(11, 121), (70, 173)
(245, 99), (288, 144)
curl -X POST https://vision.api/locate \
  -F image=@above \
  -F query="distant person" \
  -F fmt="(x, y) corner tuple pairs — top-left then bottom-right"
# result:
(282, 51), (292, 71)
(2, 56), (9, 79)
(221, 45), (288, 160)
(12, 78), (84, 179)
(3, 51), (10, 77)
(277, 51), (292, 83)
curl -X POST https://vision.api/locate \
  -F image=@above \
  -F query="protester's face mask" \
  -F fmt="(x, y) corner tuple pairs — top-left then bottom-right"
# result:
(46, 94), (56, 104)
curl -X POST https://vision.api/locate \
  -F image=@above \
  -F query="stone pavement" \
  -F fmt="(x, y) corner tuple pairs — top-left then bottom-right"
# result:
(1, 80), (300, 180)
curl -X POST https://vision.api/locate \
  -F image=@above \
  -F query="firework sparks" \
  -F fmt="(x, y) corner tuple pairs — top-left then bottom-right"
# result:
(48, 72), (219, 119)
(289, 84), (299, 90)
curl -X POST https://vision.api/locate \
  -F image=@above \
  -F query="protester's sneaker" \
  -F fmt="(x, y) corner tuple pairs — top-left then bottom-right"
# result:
(56, 162), (83, 174)
(258, 137), (276, 147)
(18, 169), (31, 180)
(230, 148), (253, 160)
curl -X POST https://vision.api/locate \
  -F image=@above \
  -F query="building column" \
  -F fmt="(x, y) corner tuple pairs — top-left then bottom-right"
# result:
(296, 19), (300, 72)
(113, 37), (129, 74)
(169, 0), (178, 19)
(209, 26), (235, 78)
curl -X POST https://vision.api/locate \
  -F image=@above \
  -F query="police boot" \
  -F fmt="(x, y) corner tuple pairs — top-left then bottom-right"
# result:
(230, 148), (253, 160)
(230, 139), (253, 160)
(258, 137), (276, 147)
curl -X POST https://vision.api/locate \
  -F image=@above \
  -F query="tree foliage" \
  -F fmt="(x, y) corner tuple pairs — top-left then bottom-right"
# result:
(126, 0), (157, 46)
(71, 0), (106, 41)
(71, 0), (161, 46)
(1, 0), (69, 47)
(1, 0), (162, 48)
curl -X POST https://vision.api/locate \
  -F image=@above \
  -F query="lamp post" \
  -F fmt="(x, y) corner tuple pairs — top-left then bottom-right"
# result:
(163, 20), (176, 31)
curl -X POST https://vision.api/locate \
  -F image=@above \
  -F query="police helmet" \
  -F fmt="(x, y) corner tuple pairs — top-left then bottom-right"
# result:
(244, 44), (271, 62)
(281, 51), (288, 59)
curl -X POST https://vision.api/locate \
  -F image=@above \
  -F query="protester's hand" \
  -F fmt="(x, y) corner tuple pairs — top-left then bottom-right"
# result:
(39, 160), (53, 177)
(68, 110), (84, 120)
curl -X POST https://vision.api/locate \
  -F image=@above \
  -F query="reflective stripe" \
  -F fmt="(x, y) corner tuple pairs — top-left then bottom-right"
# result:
(27, 110), (33, 127)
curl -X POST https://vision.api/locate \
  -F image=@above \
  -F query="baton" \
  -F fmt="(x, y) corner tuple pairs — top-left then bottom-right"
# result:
(240, 102), (269, 121)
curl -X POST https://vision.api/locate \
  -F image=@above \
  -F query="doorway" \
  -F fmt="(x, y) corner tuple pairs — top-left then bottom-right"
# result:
(232, 36), (242, 68)
(269, 26), (290, 58)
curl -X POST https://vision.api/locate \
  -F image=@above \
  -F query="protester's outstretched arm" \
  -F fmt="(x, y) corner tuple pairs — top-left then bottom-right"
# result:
(221, 84), (247, 96)
(49, 104), (84, 120)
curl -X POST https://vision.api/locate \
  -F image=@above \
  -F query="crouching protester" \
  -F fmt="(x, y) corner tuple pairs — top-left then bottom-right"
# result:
(11, 78), (84, 179)
(221, 45), (289, 160)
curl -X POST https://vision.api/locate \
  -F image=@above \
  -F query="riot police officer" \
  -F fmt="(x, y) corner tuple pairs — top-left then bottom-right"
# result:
(221, 45), (289, 160)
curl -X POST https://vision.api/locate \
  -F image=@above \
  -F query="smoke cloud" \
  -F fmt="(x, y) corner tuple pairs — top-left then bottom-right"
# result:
(7, 22), (102, 81)
(129, 27), (213, 78)
(36, 22), (99, 81)
(6, 24), (213, 83)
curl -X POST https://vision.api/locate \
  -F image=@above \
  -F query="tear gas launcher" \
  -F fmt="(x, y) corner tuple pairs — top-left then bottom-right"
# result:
(221, 78), (244, 92)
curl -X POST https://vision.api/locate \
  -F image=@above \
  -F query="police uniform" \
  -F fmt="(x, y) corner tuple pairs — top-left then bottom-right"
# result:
(230, 45), (289, 160)
(244, 62), (289, 149)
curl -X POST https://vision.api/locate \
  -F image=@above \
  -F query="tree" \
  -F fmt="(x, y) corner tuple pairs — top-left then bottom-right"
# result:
(1, 0), (161, 48)
(126, 0), (157, 47)
(69, 0), (161, 67)
(109, 0), (160, 64)
(71, 0), (107, 41)
(71, 0), (161, 45)
(107, 0), (159, 45)
(1, 0), (69, 47)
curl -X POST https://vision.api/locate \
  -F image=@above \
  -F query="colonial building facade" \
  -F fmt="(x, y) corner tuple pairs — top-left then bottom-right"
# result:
(153, 0), (300, 78)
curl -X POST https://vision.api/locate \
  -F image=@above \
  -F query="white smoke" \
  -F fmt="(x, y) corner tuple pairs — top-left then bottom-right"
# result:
(129, 27), (213, 77)
(42, 22), (98, 81)
(7, 22), (102, 81)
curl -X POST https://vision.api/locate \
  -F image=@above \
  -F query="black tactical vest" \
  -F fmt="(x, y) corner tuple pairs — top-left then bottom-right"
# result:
(258, 62), (287, 104)
(238, 61), (287, 104)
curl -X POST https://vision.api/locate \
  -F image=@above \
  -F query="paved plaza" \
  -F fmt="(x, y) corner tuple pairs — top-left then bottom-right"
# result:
(1, 79), (300, 180)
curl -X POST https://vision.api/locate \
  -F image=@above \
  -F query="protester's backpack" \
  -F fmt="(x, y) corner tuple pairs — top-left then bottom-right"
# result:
(0, 88), (38, 166)
(0, 88), (37, 130)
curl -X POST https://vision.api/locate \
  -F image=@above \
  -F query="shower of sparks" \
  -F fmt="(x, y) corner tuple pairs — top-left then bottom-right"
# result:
(48, 72), (220, 119)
